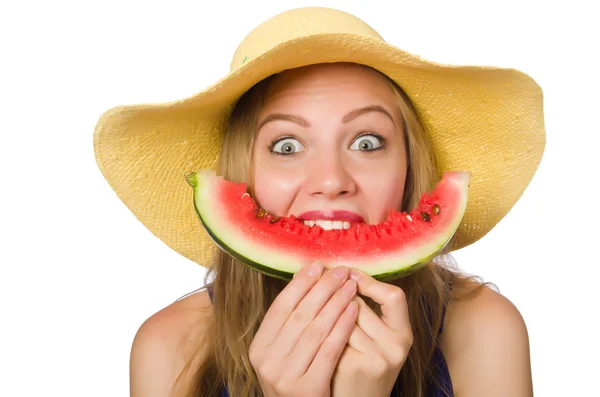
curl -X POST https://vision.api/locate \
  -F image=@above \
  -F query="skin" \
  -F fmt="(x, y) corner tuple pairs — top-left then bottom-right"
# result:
(250, 263), (412, 397)
(252, 63), (407, 225)
(129, 63), (534, 397)
(249, 63), (412, 396)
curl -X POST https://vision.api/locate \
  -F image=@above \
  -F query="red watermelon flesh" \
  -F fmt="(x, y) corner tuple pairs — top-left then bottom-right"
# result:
(187, 169), (470, 281)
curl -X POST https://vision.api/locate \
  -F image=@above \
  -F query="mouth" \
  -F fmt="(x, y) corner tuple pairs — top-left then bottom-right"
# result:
(297, 210), (364, 230)
(302, 219), (352, 230)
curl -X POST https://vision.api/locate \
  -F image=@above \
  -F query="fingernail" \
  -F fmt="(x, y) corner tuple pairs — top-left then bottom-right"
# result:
(332, 266), (349, 279)
(350, 269), (361, 282)
(307, 262), (323, 277)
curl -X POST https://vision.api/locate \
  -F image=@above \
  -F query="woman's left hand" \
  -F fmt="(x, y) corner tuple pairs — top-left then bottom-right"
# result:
(331, 269), (414, 397)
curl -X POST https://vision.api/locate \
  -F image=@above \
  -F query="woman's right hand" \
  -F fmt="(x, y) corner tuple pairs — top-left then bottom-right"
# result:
(249, 262), (358, 397)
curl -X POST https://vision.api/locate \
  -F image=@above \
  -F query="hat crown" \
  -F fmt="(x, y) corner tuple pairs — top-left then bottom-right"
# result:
(230, 7), (383, 72)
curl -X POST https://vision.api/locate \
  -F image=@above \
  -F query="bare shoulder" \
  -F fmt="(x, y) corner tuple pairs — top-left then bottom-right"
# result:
(129, 288), (213, 397)
(440, 284), (533, 397)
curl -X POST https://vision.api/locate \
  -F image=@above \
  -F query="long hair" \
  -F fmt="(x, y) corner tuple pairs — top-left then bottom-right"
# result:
(172, 64), (491, 397)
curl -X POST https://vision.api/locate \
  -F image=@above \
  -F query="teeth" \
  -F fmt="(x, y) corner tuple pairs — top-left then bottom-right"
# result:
(320, 221), (333, 230)
(303, 220), (351, 230)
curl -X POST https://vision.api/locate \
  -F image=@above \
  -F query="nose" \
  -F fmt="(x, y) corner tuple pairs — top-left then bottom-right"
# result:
(305, 153), (356, 199)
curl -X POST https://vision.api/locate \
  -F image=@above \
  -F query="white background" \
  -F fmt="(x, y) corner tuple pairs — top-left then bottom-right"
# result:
(1, 0), (598, 396)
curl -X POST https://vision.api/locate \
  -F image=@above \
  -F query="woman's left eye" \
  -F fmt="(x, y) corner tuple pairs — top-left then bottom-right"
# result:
(350, 134), (385, 151)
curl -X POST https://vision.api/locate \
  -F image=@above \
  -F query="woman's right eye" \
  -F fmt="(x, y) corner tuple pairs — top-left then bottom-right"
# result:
(270, 138), (305, 155)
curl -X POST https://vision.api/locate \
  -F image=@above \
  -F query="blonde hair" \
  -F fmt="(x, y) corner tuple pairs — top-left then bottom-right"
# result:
(172, 64), (491, 397)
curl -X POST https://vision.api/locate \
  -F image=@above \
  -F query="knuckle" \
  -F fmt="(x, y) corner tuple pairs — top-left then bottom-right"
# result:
(393, 328), (414, 348)
(272, 380), (289, 394)
(387, 340), (412, 366)
(305, 325), (326, 344)
(388, 345), (408, 367)
(258, 362), (279, 383)
(248, 344), (261, 366)
(387, 287), (406, 304)
(267, 303), (282, 319)
(290, 309), (307, 325)
(402, 326), (415, 345)
(267, 298), (290, 321)
(371, 356), (389, 376)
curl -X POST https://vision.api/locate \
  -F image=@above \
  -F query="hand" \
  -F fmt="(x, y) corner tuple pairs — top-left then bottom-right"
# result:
(331, 269), (414, 397)
(249, 263), (359, 397)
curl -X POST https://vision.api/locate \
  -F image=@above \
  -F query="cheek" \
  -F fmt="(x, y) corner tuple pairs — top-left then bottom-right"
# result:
(252, 160), (302, 216)
(358, 163), (407, 224)
(371, 180), (405, 222)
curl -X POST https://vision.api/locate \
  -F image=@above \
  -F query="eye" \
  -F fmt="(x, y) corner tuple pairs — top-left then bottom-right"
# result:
(350, 134), (385, 151)
(270, 137), (305, 155)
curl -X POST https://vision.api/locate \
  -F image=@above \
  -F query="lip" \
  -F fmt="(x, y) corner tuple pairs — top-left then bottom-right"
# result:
(296, 210), (364, 223)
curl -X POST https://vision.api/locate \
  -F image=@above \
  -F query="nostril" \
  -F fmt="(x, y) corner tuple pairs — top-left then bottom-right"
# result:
(314, 190), (349, 198)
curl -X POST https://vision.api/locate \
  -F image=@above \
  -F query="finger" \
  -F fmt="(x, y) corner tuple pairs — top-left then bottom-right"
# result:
(353, 295), (399, 342)
(347, 320), (382, 355)
(285, 279), (357, 377)
(350, 269), (409, 331)
(353, 296), (410, 364)
(271, 266), (351, 356)
(253, 261), (324, 347)
(307, 300), (358, 381)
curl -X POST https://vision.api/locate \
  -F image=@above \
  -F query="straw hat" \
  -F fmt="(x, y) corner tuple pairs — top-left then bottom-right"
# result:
(93, 7), (545, 268)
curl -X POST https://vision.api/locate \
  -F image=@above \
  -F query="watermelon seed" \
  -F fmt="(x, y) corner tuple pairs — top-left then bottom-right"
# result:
(269, 216), (280, 224)
(421, 212), (431, 222)
(406, 215), (413, 222)
(257, 208), (267, 218)
(433, 204), (440, 216)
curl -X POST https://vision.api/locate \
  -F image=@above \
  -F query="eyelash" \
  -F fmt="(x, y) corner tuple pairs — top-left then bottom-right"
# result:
(355, 132), (387, 152)
(268, 133), (387, 155)
(267, 135), (297, 156)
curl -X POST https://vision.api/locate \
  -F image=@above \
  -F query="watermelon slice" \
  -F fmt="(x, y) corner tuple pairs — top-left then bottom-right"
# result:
(186, 169), (470, 281)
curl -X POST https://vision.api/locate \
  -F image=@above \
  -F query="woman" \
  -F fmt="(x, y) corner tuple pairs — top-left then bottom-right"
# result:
(94, 7), (544, 397)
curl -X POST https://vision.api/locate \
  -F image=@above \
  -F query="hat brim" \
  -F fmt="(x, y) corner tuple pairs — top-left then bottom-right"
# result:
(94, 33), (545, 267)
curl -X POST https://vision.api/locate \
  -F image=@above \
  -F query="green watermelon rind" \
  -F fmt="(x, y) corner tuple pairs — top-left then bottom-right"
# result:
(201, 218), (297, 280)
(203, 220), (450, 281)
(188, 171), (309, 276)
(187, 170), (469, 281)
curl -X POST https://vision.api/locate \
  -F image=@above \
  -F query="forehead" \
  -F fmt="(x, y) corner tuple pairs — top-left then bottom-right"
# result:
(262, 63), (398, 107)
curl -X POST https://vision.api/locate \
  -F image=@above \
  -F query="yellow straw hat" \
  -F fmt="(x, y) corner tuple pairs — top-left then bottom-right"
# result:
(93, 6), (545, 268)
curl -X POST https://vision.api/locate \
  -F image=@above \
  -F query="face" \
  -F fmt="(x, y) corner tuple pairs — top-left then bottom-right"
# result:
(251, 63), (407, 229)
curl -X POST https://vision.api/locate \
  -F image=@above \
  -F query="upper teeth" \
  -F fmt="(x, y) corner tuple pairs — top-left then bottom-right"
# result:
(303, 220), (351, 230)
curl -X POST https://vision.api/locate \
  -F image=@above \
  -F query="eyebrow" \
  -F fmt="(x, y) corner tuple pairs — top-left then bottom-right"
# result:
(257, 105), (395, 130)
